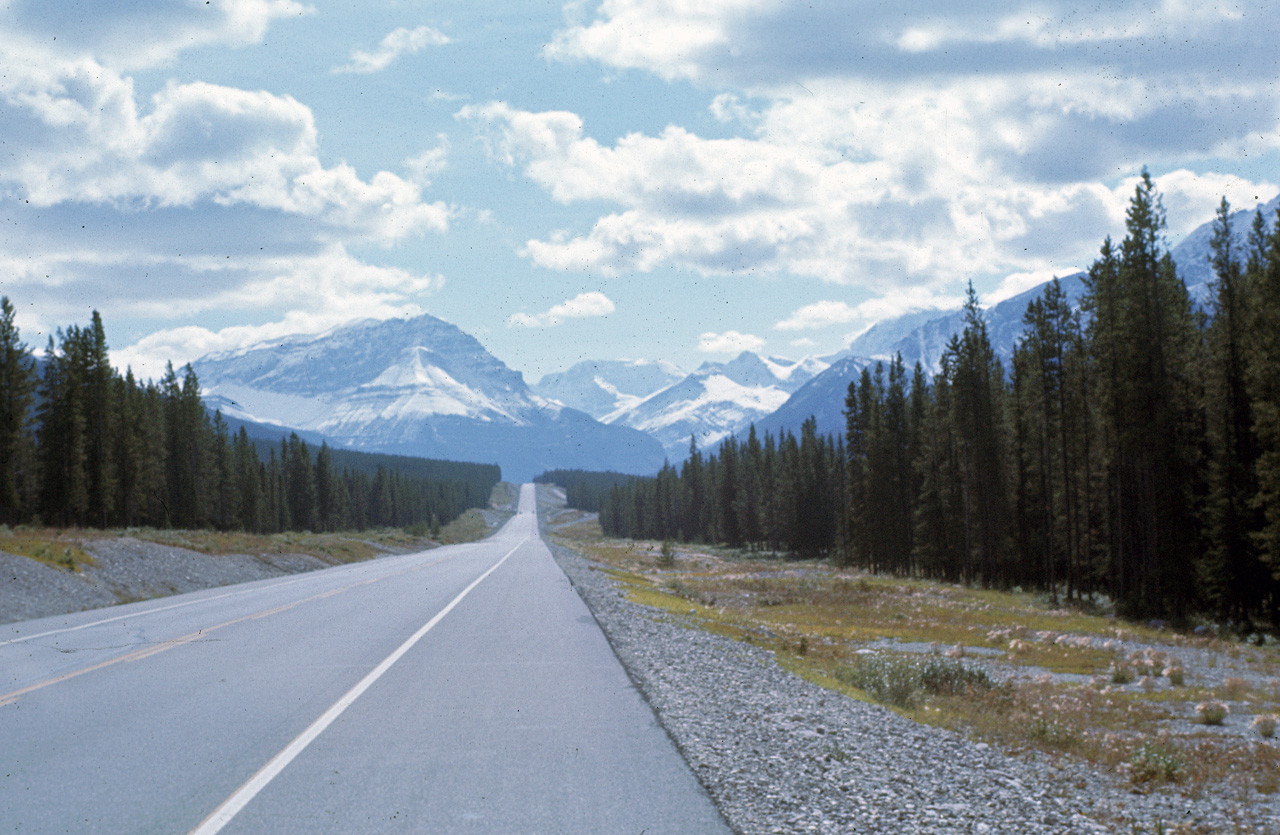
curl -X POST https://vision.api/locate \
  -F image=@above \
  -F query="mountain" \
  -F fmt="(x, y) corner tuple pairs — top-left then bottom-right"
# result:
(603, 351), (829, 461)
(1167, 193), (1279, 288)
(746, 354), (875, 441)
(192, 315), (665, 482)
(532, 359), (685, 421)
(741, 196), (1277, 446)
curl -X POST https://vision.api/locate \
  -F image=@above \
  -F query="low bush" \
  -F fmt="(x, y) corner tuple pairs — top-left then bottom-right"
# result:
(835, 653), (995, 709)
(1195, 701), (1229, 726)
(1128, 740), (1186, 785)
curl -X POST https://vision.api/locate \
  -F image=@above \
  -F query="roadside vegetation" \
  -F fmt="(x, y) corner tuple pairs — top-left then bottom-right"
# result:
(0, 483), (519, 573)
(549, 514), (1280, 806)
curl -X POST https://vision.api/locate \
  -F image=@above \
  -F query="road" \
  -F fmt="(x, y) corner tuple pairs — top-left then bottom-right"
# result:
(0, 484), (731, 834)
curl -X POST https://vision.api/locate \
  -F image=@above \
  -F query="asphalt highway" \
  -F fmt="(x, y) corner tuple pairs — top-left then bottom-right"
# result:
(0, 484), (731, 834)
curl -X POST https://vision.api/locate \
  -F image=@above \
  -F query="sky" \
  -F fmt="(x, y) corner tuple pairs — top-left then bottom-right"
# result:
(2, 0), (1278, 384)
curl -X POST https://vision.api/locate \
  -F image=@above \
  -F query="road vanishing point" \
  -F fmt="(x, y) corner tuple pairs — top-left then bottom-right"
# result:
(0, 484), (731, 834)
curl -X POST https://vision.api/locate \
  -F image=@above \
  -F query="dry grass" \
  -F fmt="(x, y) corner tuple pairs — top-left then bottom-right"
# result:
(436, 509), (495, 544)
(0, 524), (437, 567)
(551, 521), (1280, 799)
(0, 528), (95, 571)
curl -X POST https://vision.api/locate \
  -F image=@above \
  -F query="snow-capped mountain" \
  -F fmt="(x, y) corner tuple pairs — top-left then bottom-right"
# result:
(1168, 193), (1279, 288)
(741, 197), (1273, 446)
(532, 359), (685, 421)
(192, 315), (664, 482)
(603, 351), (829, 461)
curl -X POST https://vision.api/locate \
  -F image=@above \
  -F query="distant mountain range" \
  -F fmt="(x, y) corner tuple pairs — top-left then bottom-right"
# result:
(740, 193), (1279, 444)
(191, 194), (1278, 478)
(532, 359), (686, 422)
(192, 316), (664, 482)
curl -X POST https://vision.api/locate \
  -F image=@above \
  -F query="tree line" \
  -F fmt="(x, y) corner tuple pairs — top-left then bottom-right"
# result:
(0, 305), (499, 533)
(582, 173), (1280, 626)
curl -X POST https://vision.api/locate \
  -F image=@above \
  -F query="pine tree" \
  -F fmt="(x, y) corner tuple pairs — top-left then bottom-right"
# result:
(38, 330), (89, 525)
(0, 297), (36, 523)
(1200, 198), (1267, 622)
(1084, 171), (1204, 617)
(942, 283), (1013, 587)
(1246, 205), (1280, 616)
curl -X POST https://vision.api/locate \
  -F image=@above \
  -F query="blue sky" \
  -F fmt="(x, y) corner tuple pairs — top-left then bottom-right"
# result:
(3, 1), (1278, 382)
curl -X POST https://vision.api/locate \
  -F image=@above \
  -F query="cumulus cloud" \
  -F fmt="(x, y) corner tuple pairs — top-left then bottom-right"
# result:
(774, 301), (861, 331)
(334, 26), (451, 74)
(508, 291), (616, 328)
(776, 288), (961, 332)
(110, 245), (445, 378)
(466, 100), (1253, 288)
(0, 42), (452, 339)
(698, 330), (765, 354)
(500, 1), (1280, 295)
(0, 0), (311, 71)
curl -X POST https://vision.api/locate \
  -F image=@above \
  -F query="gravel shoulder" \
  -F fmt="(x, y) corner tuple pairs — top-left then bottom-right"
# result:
(2, 537), (369, 625)
(538, 503), (1279, 834)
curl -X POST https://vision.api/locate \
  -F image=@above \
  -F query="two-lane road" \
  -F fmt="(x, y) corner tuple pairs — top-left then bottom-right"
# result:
(0, 485), (731, 833)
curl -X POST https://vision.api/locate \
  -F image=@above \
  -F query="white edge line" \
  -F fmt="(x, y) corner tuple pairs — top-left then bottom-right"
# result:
(188, 536), (528, 835)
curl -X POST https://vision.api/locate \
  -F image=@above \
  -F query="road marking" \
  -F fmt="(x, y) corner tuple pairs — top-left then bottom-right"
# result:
(0, 554), (458, 707)
(188, 536), (529, 835)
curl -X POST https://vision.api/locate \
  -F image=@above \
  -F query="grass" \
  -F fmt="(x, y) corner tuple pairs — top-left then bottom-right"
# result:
(0, 522), (440, 569)
(549, 520), (1280, 802)
(0, 529), (95, 571)
(832, 652), (995, 709)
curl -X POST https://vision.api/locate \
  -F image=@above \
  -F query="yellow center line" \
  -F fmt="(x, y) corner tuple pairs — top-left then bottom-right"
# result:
(0, 553), (459, 707)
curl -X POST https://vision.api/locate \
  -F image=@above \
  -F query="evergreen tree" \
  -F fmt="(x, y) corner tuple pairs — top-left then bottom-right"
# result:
(0, 297), (36, 522)
(1200, 199), (1267, 622)
(1246, 205), (1280, 615)
(1083, 171), (1204, 617)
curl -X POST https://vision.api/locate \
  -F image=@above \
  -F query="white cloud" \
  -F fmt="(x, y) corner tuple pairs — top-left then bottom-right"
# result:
(110, 245), (444, 378)
(777, 288), (962, 333)
(698, 330), (765, 354)
(334, 26), (451, 74)
(0, 47), (452, 333)
(501, 1), (1280, 294)
(406, 135), (450, 186)
(0, 0), (311, 71)
(508, 291), (616, 328)
(774, 301), (860, 331)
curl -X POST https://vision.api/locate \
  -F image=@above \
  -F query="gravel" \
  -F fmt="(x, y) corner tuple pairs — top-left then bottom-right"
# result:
(541, 520), (1280, 834)
(0, 537), (338, 624)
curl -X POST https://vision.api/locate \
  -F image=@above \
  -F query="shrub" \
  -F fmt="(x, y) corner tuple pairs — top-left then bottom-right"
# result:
(1162, 666), (1185, 686)
(657, 540), (676, 568)
(1128, 740), (1186, 785)
(1195, 701), (1230, 726)
(1219, 676), (1250, 700)
(1027, 717), (1080, 749)
(1252, 715), (1277, 739)
(1109, 662), (1135, 684)
(835, 653), (995, 709)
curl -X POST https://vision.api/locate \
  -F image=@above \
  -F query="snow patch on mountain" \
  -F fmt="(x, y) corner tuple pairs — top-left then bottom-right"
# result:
(532, 358), (685, 421)
(604, 351), (826, 460)
(193, 314), (664, 481)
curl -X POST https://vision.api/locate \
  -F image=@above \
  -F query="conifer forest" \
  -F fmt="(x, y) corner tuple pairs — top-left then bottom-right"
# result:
(0, 305), (499, 534)
(585, 175), (1280, 627)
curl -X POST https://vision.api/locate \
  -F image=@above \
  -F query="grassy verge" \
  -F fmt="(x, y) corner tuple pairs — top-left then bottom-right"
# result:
(0, 524), (434, 567)
(0, 527), (95, 571)
(550, 520), (1280, 802)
